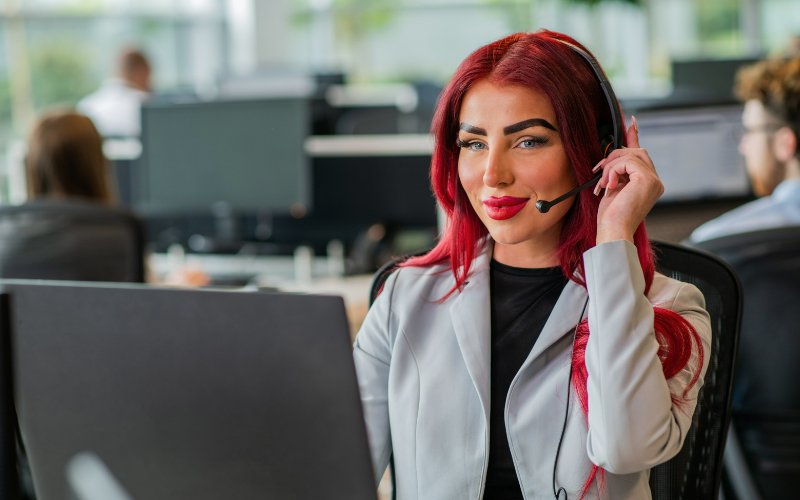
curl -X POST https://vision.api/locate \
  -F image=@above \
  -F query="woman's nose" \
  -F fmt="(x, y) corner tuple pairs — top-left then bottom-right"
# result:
(483, 149), (513, 187)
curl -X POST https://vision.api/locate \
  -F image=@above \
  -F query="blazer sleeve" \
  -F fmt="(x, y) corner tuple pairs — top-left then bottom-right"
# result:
(352, 270), (400, 484)
(582, 240), (712, 475)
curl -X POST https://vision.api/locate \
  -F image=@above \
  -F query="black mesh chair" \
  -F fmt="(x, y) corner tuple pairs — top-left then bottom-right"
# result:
(368, 240), (742, 500)
(694, 226), (800, 500)
(0, 200), (146, 283)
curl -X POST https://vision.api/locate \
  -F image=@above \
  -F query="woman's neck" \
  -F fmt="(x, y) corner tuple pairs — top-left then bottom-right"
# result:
(491, 227), (561, 269)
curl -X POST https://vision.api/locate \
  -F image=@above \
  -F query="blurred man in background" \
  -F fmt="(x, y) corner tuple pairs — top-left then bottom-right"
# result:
(78, 47), (152, 138)
(691, 58), (800, 243)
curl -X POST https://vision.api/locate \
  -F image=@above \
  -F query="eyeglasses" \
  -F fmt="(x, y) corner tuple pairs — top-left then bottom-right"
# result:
(732, 123), (786, 143)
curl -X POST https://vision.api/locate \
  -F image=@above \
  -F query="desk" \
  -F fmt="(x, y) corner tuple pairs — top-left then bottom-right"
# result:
(645, 198), (751, 243)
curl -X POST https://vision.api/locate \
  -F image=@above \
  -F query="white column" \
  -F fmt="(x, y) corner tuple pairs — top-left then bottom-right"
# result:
(252, 0), (294, 68)
(226, 0), (257, 75)
(739, 0), (762, 56)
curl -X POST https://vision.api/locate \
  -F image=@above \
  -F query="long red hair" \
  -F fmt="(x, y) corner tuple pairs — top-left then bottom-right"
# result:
(403, 31), (704, 498)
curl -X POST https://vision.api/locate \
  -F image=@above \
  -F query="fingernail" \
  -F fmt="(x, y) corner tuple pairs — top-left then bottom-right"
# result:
(632, 115), (639, 134)
(592, 160), (604, 172)
(593, 184), (601, 196)
(605, 187), (612, 198)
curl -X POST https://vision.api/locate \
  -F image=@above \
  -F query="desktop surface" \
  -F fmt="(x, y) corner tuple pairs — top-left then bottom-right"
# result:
(6, 280), (377, 500)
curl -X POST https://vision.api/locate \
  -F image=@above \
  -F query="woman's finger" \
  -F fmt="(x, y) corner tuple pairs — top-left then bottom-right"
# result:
(602, 144), (653, 171)
(598, 153), (650, 190)
(626, 115), (640, 149)
(607, 168), (621, 192)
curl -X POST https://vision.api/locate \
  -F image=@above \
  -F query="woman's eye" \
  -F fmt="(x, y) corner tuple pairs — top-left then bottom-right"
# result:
(457, 139), (486, 151)
(519, 137), (548, 149)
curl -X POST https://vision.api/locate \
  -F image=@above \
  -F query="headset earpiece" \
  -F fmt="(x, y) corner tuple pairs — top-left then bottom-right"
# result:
(597, 124), (615, 158)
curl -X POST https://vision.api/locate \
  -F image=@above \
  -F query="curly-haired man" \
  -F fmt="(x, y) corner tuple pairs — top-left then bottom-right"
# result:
(691, 58), (800, 242)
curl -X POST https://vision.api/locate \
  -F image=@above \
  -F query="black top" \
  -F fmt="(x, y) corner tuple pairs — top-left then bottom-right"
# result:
(483, 259), (569, 499)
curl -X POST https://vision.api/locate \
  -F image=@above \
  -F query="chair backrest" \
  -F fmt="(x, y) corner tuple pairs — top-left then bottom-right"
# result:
(694, 226), (800, 499)
(369, 241), (743, 500)
(648, 240), (742, 500)
(0, 200), (146, 283)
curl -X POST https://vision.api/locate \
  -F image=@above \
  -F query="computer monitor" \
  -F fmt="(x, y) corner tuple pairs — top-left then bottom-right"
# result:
(670, 58), (760, 105)
(3, 280), (377, 500)
(634, 105), (751, 202)
(138, 98), (311, 214)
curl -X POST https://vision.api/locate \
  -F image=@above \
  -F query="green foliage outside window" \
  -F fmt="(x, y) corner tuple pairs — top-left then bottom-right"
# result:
(29, 41), (98, 110)
(695, 0), (740, 57)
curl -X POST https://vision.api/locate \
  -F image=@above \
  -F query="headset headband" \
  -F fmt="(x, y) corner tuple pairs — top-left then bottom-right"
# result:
(553, 39), (625, 153)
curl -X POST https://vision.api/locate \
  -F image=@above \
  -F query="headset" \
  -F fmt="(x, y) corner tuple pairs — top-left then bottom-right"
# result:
(534, 40), (625, 214)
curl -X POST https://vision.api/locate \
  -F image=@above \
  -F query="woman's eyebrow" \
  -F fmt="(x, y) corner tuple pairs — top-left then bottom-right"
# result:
(459, 123), (487, 136)
(504, 118), (557, 135)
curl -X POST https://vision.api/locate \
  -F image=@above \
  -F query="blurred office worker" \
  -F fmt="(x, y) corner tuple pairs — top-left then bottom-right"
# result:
(691, 59), (800, 243)
(78, 48), (152, 138)
(0, 110), (145, 282)
(354, 31), (711, 500)
(26, 111), (114, 204)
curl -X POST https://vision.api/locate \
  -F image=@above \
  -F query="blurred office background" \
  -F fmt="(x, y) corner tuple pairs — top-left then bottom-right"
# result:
(1, 3), (799, 499)
(0, 0), (799, 281)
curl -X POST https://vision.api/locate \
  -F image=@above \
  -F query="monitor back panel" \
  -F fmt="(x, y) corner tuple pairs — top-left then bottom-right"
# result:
(4, 282), (376, 500)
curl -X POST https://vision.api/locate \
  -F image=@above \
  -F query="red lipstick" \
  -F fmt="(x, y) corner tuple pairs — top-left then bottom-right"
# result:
(483, 196), (530, 220)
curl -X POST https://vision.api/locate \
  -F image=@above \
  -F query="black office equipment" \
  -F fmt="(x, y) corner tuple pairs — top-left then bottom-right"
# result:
(1, 281), (377, 500)
(139, 97), (311, 214)
(369, 241), (742, 500)
(694, 226), (800, 500)
(0, 200), (145, 283)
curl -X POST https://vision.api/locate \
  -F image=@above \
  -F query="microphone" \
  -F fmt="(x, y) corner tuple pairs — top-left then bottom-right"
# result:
(535, 171), (603, 213)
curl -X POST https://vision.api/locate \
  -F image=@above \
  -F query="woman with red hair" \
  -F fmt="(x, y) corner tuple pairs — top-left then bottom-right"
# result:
(354, 31), (710, 500)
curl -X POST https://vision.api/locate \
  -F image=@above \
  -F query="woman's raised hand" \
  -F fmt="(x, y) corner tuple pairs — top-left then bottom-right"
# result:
(593, 116), (664, 245)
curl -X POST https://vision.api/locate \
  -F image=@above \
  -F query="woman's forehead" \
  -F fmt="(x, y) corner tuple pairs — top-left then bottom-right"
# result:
(459, 80), (556, 130)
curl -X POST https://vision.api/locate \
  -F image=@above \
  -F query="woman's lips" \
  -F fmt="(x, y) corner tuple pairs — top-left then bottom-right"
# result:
(482, 196), (530, 220)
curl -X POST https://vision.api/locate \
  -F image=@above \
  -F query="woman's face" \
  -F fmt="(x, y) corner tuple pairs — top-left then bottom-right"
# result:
(457, 79), (577, 249)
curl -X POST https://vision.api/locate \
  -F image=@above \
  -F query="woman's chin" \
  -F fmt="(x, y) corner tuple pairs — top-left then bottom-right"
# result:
(485, 226), (541, 247)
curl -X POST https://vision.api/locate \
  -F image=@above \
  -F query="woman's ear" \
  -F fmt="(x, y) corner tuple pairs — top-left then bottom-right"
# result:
(772, 126), (798, 163)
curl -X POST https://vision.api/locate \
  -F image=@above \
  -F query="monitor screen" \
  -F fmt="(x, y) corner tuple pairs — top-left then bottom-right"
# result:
(635, 105), (751, 202)
(138, 98), (311, 214)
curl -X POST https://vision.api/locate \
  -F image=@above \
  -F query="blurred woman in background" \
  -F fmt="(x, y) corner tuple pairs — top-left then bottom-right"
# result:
(25, 109), (115, 204)
(0, 109), (147, 283)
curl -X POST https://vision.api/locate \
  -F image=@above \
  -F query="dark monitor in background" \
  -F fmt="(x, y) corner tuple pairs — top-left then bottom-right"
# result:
(670, 58), (759, 104)
(138, 98), (311, 214)
(141, 136), (438, 258)
(623, 58), (760, 111)
(636, 105), (752, 202)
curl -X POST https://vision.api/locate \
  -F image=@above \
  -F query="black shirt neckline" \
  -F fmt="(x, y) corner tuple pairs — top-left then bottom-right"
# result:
(489, 259), (563, 278)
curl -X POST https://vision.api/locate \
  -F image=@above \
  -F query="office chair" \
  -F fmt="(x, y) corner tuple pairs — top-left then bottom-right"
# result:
(368, 240), (742, 500)
(0, 200), (146, 283)
(694, 226), (800, 500)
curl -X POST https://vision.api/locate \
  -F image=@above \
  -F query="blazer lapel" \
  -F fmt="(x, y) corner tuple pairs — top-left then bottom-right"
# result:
(449, 243), (493, 424)
(522, 279), (588, 371)
(447, 239), (590, 423)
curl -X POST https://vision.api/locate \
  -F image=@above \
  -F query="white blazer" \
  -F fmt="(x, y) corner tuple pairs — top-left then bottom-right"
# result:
(353, 239), (712, 500)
